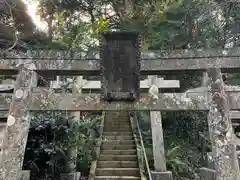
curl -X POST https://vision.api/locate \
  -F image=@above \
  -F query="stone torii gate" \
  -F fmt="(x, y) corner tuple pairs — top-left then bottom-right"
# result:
(0, 32), (240, 180)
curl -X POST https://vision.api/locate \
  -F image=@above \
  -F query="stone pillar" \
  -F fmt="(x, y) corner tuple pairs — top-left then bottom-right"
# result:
(19, 170), (31, 180)
(0, 56), (37, 180)
(199, 167), (216, 180)
(151, 171), (173, 180)
(201, 72), (215, 170)
(148, 75), (172, 179)
(206, 152), (215, 169)
(62, 76), (83, 179)
(150, 111), (166, 171)
(207, 68), (239, 180)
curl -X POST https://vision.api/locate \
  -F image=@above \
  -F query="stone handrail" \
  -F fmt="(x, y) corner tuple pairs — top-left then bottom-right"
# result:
(130, 112), (152, 180)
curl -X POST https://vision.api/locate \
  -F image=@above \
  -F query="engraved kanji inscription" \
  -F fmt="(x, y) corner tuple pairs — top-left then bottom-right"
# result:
(100, 32), (141, 101)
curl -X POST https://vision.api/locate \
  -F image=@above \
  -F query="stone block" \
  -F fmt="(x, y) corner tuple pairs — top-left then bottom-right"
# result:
(207, 152), (215, 169)
(199, 167), (216, 180)
(19, 170), (30, 180)
(60, 172), (81, 180)
(100, 32), (141, 101)
(151, 171), (173, 180)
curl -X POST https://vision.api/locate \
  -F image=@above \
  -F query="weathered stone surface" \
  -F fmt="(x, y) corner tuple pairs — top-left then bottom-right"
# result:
(19, 170), (30, 180)
(207, 152), (215, 169)
(60, 172), (81, 180)
(2, 55), (240, 75)
(151, 111), (167, 171)
(0, 84), (14, 92)
(28, 89), (240, 111)
(199, 167), (216, 180)
(29, 91), (208, 111)
(2, 48), (240, 59)
(151, 171), (173, 180)
(142, 48), (240, 58)
(100, 32), (141, 101)
(186, 86), (240, 93)
(0, 110), (8, 118)
(0, 57), (37, 180)
(2, 89), (240, 110)
(207, 68), (239, 180)
(0, 78), (180, 91)
(228, 111), (240, 119)
(148, 75), (167, 171)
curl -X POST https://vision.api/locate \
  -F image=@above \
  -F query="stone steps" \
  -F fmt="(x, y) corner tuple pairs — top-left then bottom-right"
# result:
(104, 126), (132, 131)
(101, 150), (136, 155)
(104, 120), (131, 123)
(105, 124), (130, 127)
(97, 161), (138, 168)
(103, 136), (133, 141)
(96, 168), (140, 176)
(104, 129), (132, 132)
(102, 140), (135, 145)
(104, 126), (131, 129)
(94, 112), (140, 180)
(95, 176), (140, 180)
(103, 132), (132, 136)
(101, 145), (136, 150)
(99, 155), (137, 161)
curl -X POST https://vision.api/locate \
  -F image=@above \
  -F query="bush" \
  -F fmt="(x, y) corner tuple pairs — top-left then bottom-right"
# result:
(135, 111), (210, 179)
(23, 111), (100, 180)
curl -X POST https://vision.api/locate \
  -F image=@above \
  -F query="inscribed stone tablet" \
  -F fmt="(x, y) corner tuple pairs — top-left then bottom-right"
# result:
(100, 32), (141, 101)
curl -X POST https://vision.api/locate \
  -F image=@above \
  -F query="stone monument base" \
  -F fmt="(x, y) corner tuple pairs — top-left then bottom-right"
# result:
(151, 171), (173, 180)
(60, 172), (81, 180)
(199, 167), (216, 180)
(19, 170), (31, 180)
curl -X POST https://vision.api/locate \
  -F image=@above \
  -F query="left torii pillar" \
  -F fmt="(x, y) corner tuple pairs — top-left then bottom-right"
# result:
(0, 54), (37, 180)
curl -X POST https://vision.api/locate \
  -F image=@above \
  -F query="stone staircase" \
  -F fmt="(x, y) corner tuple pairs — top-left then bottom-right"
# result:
(94, 111), (141, 180)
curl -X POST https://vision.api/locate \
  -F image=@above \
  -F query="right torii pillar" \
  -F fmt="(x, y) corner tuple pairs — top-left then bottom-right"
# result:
(202, 68), (240, 180)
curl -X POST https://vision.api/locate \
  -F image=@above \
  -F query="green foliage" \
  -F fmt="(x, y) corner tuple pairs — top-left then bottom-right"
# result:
(33, 0), (240, 53)
(76, 114), (101, 176)
(166, 144), (193, 178)
(135, 111), (210, 179)
(93, 18), (110, 35)
(37, 17), (109, 54)
(23, 111), (100, 180)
